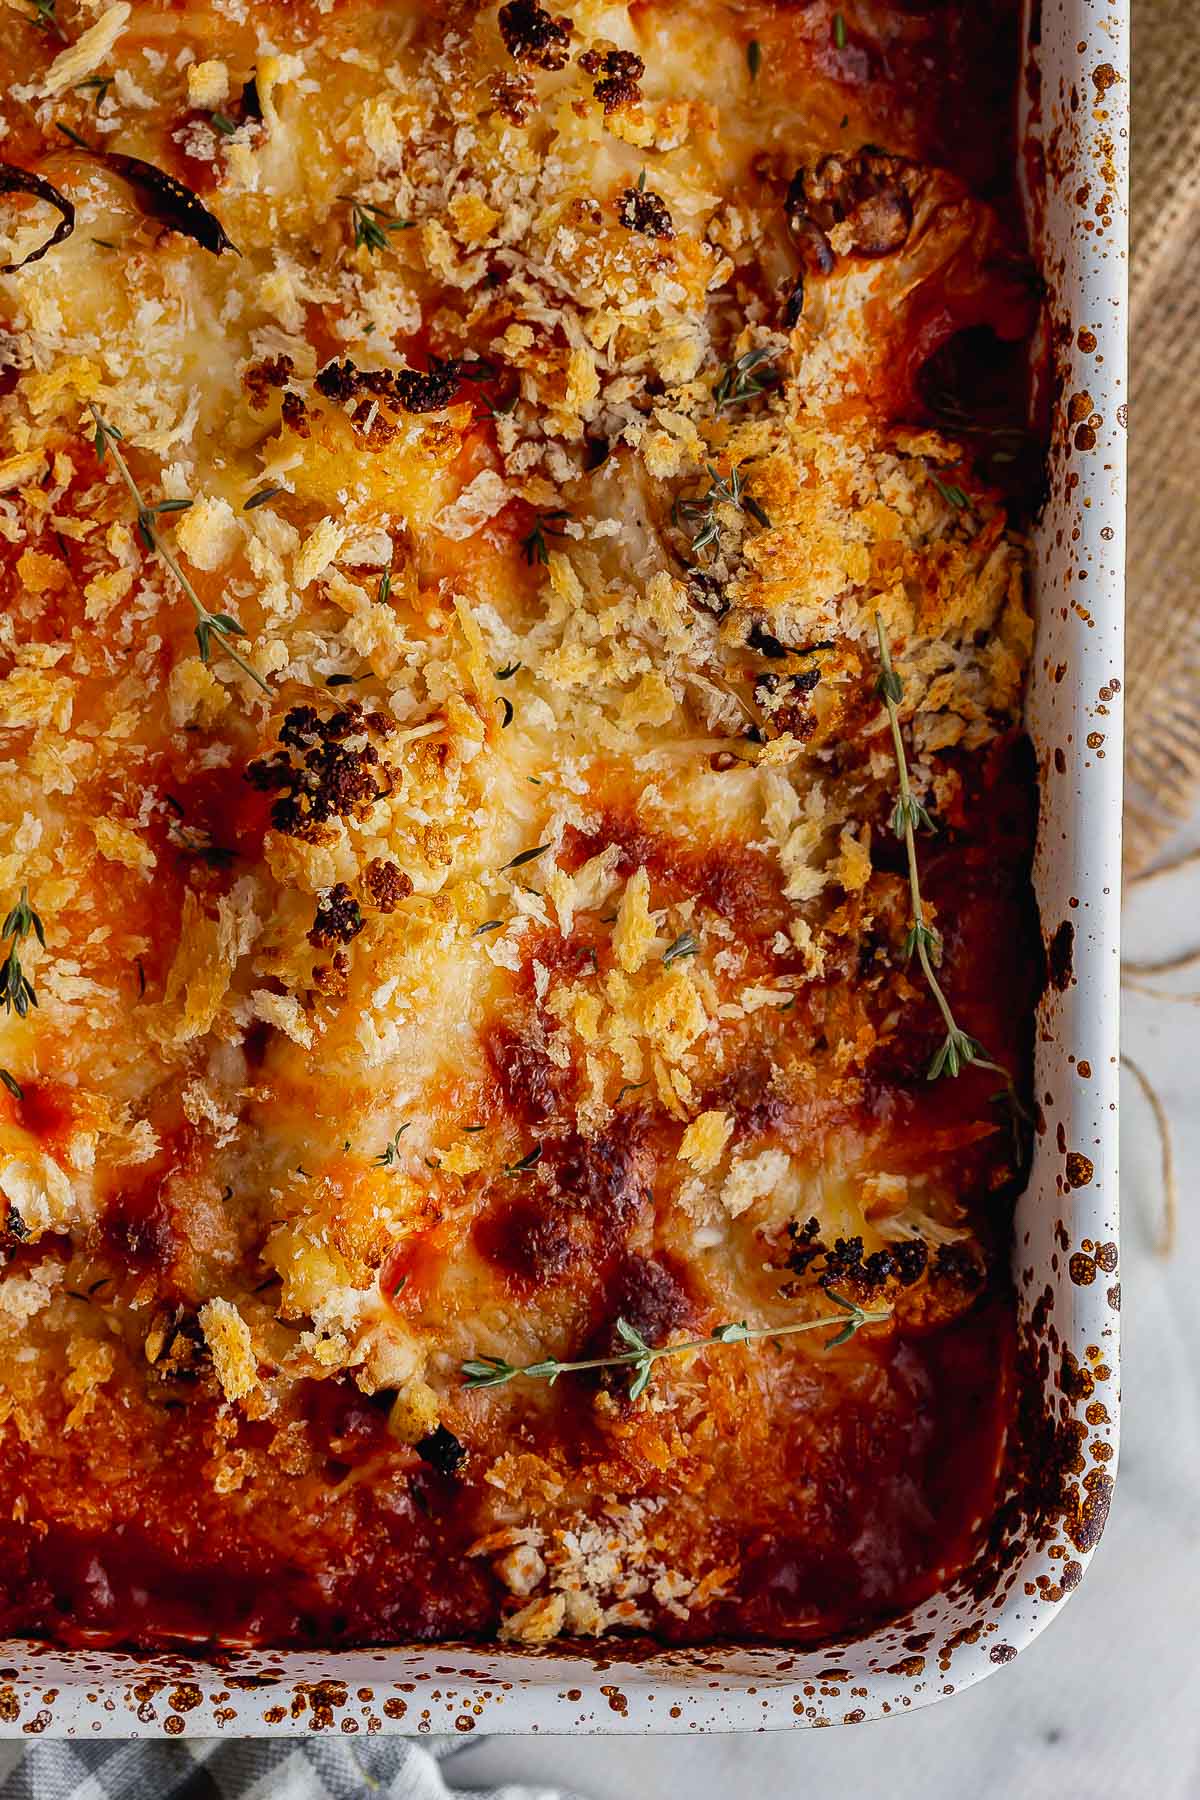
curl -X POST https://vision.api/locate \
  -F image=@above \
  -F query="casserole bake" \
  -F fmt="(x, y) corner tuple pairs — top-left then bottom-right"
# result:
(0, 0), (1125, 1730)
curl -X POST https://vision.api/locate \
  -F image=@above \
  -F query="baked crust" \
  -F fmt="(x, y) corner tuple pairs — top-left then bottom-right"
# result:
(0, 0), (1039, 1647)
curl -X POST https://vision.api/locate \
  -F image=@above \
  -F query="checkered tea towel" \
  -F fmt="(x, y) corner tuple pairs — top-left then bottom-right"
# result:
(0, 1736), (587, 1800)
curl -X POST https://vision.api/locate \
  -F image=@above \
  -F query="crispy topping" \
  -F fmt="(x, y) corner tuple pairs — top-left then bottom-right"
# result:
(245, 703), (394, 838)
(617, 183), (674, 239)
(579, 46), (645, 111)
(498, 0), (573, 69)
(242, 354), (295, 410)
(363, 858), (413, 913)
(307, 883), (365, 950)
(490, 71), (537, 123)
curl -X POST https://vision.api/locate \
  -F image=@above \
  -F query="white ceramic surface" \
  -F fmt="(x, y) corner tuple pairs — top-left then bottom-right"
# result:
(0, 0), (1128, 1739)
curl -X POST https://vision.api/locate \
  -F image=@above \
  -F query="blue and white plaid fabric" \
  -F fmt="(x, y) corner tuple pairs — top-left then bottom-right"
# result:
(0, 1738), (584, 1800)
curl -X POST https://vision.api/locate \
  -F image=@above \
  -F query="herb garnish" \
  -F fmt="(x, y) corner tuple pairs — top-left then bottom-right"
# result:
(614, 1079), (649, 1103)
(497, 696), (515, 728)
(833, 11), (847, 48)
(520, 509), (570, 566)
(243, 485), (284, 510)
(930, 474), (968, 510)
(713, 347), (778, 411)
(341, 194), (414, 255)
(662, 931), (699, 967)
(472, 919), (504, 936)
(503, 1144), (543, 1177)
(463, 1293), (888, 1398)
(0, 888), (44, 1020)
(674, 463), (772, 554)
(373, 1124), (411, 1168)
(0, 1070), (24, 1101)
(500, 843), (549, 872)
(210, 112), (238, 137)
(495, 661), (521, 680)
(75, 75), (112, 107)
(27, 0), (66, 41)
(874, 613), (1018, 1095)
(377, 570), (393, 605)
(746, 39), (762, 79)
(88, 407), (269, 693)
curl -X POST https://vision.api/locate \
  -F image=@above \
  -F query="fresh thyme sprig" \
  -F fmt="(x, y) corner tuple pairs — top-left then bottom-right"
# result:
(0, 888), (44, 1020)
(373, 1124), (410, 1168)
(462, 1293), (889, 1400)
(520, 509), (570, 566)
(713, 347), (778, 411)
(874, 613), (1018, 1094)
(27, 0), (67, 41)
(340, 195), (414, 255)
(75, 75), (112, 107)
(674, 463), (772, 554)
(88, 406), (269, 693)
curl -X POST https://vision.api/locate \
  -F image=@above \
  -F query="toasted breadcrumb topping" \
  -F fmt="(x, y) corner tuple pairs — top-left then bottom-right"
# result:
(0, 0), (1038, 1650)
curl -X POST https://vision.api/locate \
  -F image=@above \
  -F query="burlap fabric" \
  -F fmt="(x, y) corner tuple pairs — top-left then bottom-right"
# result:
(1124, 2), (1197, 871)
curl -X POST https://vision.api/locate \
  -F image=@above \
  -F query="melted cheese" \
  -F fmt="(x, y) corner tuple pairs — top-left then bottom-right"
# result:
(0, 0), (1038, 1649)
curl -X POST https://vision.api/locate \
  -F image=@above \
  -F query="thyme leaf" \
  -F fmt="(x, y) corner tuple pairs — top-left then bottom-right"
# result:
(27, 0), (67, 41)
(503, 1144), (543, 1176)
(341, 194), (414, 255)
(373, 1124), (411, 1168)
(462, 1297), (890, 1396)
(520, 509), (571, 566)
(673, 462), (772, 555)
(874, 612), (1025, 1121)
(500, 842), (549, 872)
(88, 407), (270, 694)
(713, 347), (778, 410)
(0, 887), (44, 1020)
(931, 474), (969, 510)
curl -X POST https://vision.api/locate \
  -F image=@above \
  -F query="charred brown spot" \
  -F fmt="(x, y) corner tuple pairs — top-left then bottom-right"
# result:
(311, 950), (350, 999)
(753, 666), (822, 739)
(242, 354), (294, 409)
(473, 1197), (581, 1291)
(308, 883), (364, 950)
(363, 857), (413, 914)
(498, 0), (573, 70)
(586, 1252), (693, 1382)
(103, 1186), (177, 1273)
(394, 363), (461, 413)
(279, 391), (310, 438)
(315, 356), (460, 416)
(487, 1022), (574, 1125)
(246, 702), (394, 839)
(617, 185), (674, 239)
(490, 72), (536, 124)
(788, 150), (913, 266)
(414, 1424), (465, 1476)
(579, 47), (644, 112)
(545, 1124), (652, 1248)
(144, 1304), (208, 1379)
(3, 1206), (29, 1246)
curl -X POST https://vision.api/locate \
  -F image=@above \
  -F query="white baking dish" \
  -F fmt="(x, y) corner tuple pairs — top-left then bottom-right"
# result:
(0, 0), (1126, 1738)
